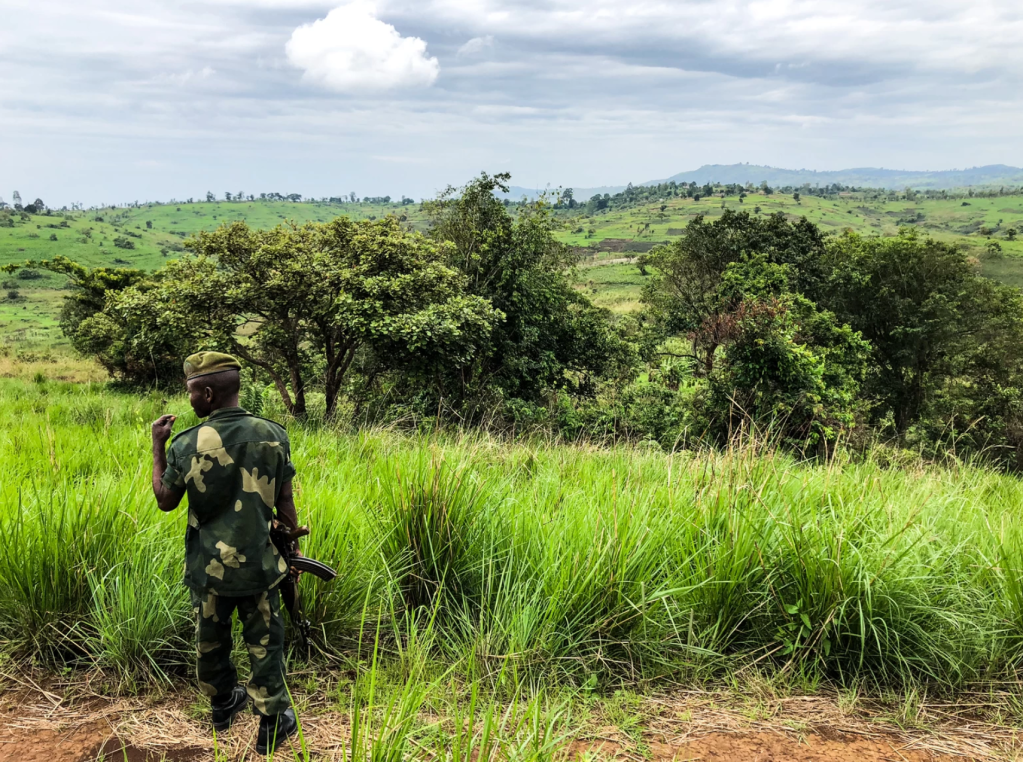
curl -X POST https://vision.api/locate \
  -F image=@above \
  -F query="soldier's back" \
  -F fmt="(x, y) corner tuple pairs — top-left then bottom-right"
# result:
(163, 407), (296, 595)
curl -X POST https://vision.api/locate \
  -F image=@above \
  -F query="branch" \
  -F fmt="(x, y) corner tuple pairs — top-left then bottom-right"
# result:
(230, 344), (295, 414)
(326, 338), (359, 378)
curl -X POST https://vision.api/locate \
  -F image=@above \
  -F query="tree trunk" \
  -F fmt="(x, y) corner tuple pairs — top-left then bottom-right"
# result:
(704, 342), (718, 376)
(323, 344), (357, 422)
(288, 364), (307, 419)
(270, 374), (295, 417)
(231, 345), (296, 417)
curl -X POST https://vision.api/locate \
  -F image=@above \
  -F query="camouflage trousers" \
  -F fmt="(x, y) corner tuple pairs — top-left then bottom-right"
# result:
(190, 586), (290, 717)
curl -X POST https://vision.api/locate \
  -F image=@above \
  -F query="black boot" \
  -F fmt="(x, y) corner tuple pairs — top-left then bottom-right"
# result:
(211, 686), (250, 732)
(256, 708), (298, 755)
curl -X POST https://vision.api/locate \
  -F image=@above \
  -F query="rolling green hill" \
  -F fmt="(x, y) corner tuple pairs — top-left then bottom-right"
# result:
(0, 200), (425, 348)
(2, 191), (1022, 349)
(562, 191), (1023, 312)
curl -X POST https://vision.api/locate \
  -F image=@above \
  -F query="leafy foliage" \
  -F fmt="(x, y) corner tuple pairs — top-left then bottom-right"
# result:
(26, 175), (1023, 465)
(1, 256), (184, 385)
(642, 210), (832, 369)
(423, 173), (635, 414)
(823, 231), (1023, 440)
(111, 217), (501, 418)
(702, 294), (868, 448)
(639, 214), (866, 445)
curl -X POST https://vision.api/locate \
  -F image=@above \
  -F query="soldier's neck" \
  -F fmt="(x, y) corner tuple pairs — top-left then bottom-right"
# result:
(208, 396), (241, 415)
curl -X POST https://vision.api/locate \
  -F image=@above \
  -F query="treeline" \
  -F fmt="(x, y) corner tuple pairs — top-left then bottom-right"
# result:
(572, 180), (1023, 215)
(576, 180), (864, 213)
(0, 194), (48, 214)
(58, 192), (422, 211)
(9, 173), (1023, 467)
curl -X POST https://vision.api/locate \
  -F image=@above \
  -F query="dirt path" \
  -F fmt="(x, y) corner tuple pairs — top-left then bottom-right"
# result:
(579, 732), (968, 761)
(0, 687), (1017, 761)
(0, 723), (984, 762)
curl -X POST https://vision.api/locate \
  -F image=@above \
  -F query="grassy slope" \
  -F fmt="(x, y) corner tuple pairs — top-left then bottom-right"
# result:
(2, 193), (1022, 343)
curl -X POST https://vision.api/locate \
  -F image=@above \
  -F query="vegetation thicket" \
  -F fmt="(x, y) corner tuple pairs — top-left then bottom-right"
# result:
(7, 175), (1023, 468)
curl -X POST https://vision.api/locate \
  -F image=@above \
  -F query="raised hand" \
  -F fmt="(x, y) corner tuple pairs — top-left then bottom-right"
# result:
(151, 414), (177, 446)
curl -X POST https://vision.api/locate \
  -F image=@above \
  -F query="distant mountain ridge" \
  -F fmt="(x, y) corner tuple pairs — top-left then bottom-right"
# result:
(500, 164), (1023, 201)
(655, 164), (1023, 190)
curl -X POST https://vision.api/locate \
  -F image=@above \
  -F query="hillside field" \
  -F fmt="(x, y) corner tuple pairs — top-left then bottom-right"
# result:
(568, 192), (1023, 313)
(2, 192), (1023, 349)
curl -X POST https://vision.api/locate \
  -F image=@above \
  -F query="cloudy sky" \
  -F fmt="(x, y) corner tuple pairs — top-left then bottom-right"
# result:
(2, 0), (1022, 207)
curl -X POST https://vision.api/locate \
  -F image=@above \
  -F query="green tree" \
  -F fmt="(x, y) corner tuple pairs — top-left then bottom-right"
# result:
(110, 217), (500, 419)
(703, 292), (867, 448)
(1, 256), (181, 385)
(641, 210), (833, 374)
(823, 231), (1007, 433)
(424, 173), (633, 410)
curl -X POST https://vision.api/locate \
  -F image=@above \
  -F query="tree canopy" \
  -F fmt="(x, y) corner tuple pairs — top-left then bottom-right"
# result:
(109, 217), (499, 419)
(423, 173), (634, 414)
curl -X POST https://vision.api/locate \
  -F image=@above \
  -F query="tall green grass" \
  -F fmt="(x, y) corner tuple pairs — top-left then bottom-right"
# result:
(1, 378), (1021, 696)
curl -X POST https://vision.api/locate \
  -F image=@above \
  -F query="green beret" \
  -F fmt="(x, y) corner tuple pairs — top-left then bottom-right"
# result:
(183, 351), (241, 380)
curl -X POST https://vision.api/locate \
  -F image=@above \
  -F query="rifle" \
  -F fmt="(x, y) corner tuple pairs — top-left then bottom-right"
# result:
(270, 520), (338, 651)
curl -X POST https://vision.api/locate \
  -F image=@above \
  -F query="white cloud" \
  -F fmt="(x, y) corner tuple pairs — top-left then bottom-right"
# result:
(457, 35), (494, 57)
(285, 1), (439, 92)
(382, 0), (1023, 77)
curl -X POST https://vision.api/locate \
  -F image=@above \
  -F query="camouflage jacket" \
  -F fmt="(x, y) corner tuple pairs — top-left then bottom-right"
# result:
(162, 407), (297, 596)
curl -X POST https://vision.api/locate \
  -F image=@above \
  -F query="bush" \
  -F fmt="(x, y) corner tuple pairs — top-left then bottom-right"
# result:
(702, 296), (867, 448)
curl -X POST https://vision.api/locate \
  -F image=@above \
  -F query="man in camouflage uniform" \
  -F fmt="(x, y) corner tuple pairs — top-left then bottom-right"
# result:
(151, 351), (301, 755)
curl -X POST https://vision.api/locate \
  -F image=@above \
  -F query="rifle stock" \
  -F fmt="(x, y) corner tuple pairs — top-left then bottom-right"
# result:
(289, 555), (338, 581)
